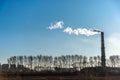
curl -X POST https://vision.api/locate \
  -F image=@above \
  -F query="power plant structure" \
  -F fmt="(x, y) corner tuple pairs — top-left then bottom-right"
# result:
(101, 32), (106, 68)
(92, 30), (106, 68)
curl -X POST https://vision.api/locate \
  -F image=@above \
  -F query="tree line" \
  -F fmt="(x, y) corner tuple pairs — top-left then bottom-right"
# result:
(7, 55), (120, 71)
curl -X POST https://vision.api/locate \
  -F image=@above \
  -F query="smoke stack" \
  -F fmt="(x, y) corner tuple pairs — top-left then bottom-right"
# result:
(101, 32), (106, 67)
(92, 30), (106, 67)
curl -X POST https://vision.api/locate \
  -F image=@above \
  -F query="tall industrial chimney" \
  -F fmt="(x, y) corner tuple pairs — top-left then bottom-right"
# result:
(101, 32), (106, 67)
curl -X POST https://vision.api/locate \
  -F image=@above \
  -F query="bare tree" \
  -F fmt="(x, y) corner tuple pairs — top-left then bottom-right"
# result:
(28, 56), (33, 70)
(23, 56), (28, 68)
(8, 54), (112, 72)
(97, 56), (101, 66)
(83, 56), (87, 68)
(94, 56), (97, 67)
(78, 55), (83, 70)
(89, 56), (93, 67)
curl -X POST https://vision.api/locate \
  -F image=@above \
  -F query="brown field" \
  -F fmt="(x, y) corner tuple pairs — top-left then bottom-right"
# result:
(1, 73), (120, 80)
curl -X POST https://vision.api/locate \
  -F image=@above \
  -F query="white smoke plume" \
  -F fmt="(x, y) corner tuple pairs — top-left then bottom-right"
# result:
(48, 21), (64, 30)
(63, 27), (100, 36)
(48, 21), (101, 36)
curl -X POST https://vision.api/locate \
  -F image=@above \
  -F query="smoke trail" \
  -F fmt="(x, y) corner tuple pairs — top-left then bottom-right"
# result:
(48, 21), (64, 30)
(63, 27), (101, 36)
(48, 21), (101, 36)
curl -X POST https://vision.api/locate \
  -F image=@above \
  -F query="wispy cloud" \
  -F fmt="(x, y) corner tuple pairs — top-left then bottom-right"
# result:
(48, 21), (64, 30)
(63, 27), (100, 36)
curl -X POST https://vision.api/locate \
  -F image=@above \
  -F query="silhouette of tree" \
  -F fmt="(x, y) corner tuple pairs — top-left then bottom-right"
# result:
(78, 55), (83, 70)
(23, 56), (28, 68)
(83, 56), (87, 68)
(28, 56), (33, 70)
(8, 54), (120, 72)
(94, 56), (97, 67)
(89, 56), (93, 67)
(97, 56), (101, 66)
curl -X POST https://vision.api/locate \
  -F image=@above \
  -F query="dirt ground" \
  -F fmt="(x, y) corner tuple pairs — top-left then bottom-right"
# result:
(1, 73), (120, 80)
(1, 76), (120, 80)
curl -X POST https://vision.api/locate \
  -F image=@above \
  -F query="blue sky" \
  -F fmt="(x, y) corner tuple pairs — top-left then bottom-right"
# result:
(1, 0), (120, 63)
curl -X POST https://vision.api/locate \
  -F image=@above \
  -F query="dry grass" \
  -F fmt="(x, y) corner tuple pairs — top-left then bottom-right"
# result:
(1, 76), (120, 80)
(1, 73), (120, 80)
